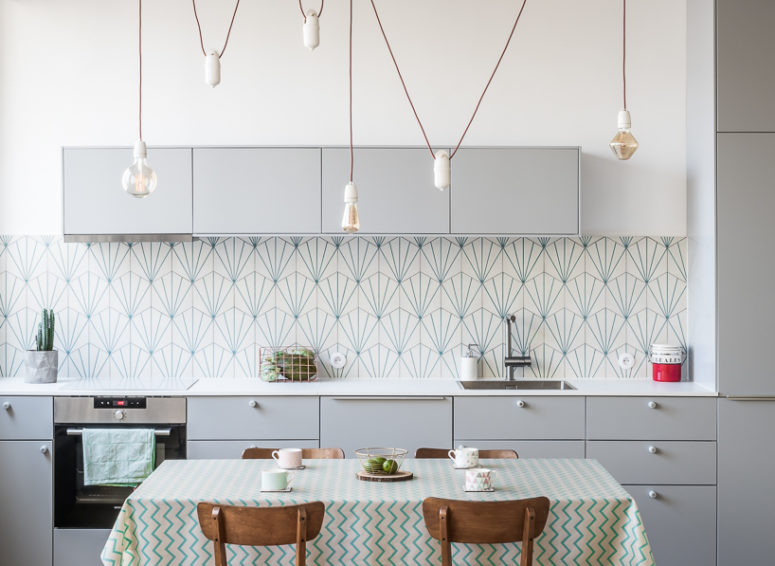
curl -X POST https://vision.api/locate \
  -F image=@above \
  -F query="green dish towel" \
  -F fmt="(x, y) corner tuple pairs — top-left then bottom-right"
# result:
(82, 428), (156, 487)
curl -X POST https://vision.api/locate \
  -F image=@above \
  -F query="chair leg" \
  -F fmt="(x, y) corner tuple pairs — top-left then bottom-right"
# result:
(296, 506), (308, 566)
(520, 506), (536, 566)
(211, 506), (228, 566)
(439, 506), (452, 566)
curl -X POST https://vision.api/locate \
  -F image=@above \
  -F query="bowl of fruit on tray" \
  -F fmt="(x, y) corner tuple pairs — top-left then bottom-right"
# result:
(355, 447), (408, 476)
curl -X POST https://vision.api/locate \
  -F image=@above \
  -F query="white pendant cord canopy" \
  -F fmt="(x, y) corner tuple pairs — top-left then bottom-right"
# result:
(609, 0), (638, 160)
(368, 0), (529, 191)
(122, 0), (157, 199)
(192, 0), (242, 87)
(299, 0), (324, 50)
(341, 0), (360, 233)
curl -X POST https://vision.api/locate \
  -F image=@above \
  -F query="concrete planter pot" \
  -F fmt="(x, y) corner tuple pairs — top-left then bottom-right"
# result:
(24, 350), (58, 384)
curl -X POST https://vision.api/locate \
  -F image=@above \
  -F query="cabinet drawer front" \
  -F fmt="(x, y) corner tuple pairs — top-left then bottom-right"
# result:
(187, 397), (319, 440)
(454, 439), (585, 459)
(187, 440), (319, 459)
(625, 485), (716, 566)
(0, 396), (53, 440)
(588, 441), (716, 484)
(586, 397), (716, 440)
(454, 396), (585, 440)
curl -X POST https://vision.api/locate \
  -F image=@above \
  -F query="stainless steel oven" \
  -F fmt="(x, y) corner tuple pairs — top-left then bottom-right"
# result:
(53, 396), (186, 530)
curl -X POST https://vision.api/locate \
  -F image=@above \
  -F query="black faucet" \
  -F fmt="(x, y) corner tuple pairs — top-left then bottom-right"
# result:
(504, 314), (531, 380)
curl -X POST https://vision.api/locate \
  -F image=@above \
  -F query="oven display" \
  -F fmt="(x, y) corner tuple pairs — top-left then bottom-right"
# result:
(93, 397), (147, 409)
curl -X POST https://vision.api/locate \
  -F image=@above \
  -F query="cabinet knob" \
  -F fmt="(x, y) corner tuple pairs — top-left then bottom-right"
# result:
(516, 400), (526, 408)
(2, 402), (10, 411)
(249, 400), (258, 409)
(647, 401), (658, 409)
(648, 490), (658, 499)
(114, 409), (125, 421)
(40, 445), (49, 455)
(648, 445), (658, 454)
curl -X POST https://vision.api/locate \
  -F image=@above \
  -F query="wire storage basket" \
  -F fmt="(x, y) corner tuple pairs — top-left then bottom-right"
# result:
(259, 346), (318, 382)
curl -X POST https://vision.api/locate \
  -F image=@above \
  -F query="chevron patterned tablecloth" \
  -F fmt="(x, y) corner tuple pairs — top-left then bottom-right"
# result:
(101, 458), (654, 565)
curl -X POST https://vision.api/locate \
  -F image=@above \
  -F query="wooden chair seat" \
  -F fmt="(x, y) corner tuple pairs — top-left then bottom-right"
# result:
(422, 497), (549, 566)
(197, 501), (325, 566)
(415, 447), (519, 459)
(241, 447), (345, 460)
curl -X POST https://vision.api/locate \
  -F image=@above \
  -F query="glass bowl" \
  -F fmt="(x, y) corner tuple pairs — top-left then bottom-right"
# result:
(354, 447), (408, 475)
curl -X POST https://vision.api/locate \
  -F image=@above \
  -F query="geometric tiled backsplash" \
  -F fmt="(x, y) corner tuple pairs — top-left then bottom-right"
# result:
(0, 235), (686, 380)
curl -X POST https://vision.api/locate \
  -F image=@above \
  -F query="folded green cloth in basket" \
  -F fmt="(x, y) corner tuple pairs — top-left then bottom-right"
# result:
(82, 428), (156, 486)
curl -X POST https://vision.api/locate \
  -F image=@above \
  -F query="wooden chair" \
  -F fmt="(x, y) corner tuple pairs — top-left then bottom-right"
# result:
(197, 501), (325, 566)
(241, 447), (345, 460)
(415, 447), (519, 459)
(422, 497), (550, 566)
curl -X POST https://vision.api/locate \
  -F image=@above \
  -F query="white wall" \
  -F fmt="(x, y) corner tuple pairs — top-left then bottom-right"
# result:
(0, 0), (687, 235)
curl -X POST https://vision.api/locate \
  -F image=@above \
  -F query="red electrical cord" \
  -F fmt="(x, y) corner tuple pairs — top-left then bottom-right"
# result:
(192, 0), (242, 59)
(299, 0), (325, 22)
(348, 0), (354, 183)
(368, 0), (529, 160)
(622, 0), (628, 111)
(138, 0), (143, 140)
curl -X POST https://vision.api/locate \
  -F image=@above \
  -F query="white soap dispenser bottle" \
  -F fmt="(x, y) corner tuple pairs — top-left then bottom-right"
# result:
(460, 344), (479, 381)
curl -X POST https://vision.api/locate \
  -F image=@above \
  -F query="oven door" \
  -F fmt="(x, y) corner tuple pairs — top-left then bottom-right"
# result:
(54, 424), (186, 529)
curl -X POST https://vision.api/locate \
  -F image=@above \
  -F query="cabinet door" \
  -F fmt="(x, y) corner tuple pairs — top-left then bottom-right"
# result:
(0, 396), (53, 440)
(321, 148), (450, 234)
(626, 485), (716, 566)
(718, 399), (775, 565)
(320, 397), (452, 457)
(54, 528), (111, 566)
(187, 439), (318, 459)
(0, 441), (53, 566)
(193, 148), (321, 234)
(453, 439), (585, 459)
(450, 148), (579, 235)
(63, 147), (192, 237)
(717, 0), (775, 131)
(717, 134), (775, 394)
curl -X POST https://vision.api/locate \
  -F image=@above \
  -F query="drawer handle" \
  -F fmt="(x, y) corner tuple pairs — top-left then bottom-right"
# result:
(648, 490), (658, 499)
(647, 401), (658, 409)
(249, 400), (258, 409)
(648, 445), (658, 454)
(40, 445), (49, 455)
(2, 402), (10, 411)
(516, 400), (526, 408)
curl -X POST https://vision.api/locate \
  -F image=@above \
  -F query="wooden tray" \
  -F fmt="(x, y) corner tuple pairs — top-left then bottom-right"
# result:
(356, 470), (414, 482)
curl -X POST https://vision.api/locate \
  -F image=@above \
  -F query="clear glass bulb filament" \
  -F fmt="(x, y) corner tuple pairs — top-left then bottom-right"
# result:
(341, 182), (360, 233)
(609, 110), (638, 160)
(122, 140), (157, 198)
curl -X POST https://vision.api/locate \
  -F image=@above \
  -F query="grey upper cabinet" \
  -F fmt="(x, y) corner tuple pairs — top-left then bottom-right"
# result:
(717, 0), (775, 131)
(193, 148), (321, 234)
(321, 148), (450, 234)
(450, 147), (579, 235)
(63, 147), (192, 239)
(716, 134), (775, 394)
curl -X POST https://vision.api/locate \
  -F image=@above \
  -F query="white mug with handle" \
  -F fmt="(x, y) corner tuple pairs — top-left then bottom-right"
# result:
(272, 448), (303, 469)
(448, 447), (479, 468)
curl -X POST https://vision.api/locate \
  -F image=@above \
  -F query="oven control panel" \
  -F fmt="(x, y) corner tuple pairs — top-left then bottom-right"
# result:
(94, 397), (147, 409)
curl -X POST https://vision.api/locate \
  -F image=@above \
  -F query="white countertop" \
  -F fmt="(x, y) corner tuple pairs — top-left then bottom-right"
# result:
(0, 376), (718, 397)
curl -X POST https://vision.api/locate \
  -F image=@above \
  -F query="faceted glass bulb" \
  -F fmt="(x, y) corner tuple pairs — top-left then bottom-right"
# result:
(609, 129), (639, 160)
(342, 203), (360, 233)
(122, 141), (157, 198)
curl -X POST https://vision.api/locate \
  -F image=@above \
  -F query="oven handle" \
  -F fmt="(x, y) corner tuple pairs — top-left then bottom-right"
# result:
(66, 428), (172, 437)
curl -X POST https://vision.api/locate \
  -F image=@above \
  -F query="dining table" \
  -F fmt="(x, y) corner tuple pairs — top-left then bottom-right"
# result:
(101, 458), (654, 565)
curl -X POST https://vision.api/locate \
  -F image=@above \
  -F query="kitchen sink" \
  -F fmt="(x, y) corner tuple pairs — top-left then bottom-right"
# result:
(457, 380), (576, 391)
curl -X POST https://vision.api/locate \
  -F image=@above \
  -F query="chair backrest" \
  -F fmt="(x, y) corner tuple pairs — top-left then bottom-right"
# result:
(197, 502), (325, 566)
(422, 497), (550, 566)
(241, 447), (345, 460)
(414, 447), (519, 459)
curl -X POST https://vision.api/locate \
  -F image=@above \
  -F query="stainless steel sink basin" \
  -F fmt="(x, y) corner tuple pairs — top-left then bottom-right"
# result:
(457, 380), (576, 391)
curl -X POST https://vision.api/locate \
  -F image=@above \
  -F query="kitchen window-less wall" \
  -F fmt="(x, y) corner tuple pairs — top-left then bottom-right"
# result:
(0, 235), (686, 380)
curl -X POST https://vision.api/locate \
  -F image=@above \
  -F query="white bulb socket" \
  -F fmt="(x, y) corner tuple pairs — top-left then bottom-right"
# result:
(343, 181), (358, 203)
(434, 150), (450, 191)
(133, 139), (148, 159)
(303, 10), (320, 50)
(205, 50), (221, 87)
(617, 109), (632, 130)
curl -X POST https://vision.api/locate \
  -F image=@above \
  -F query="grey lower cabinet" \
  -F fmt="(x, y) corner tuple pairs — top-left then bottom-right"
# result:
(718, 398), (775, 565)
(53, 529), (112, 566)
(321, 147), (451, 234)
(449, 147), (580, 235)
(63, 147), (193, 239)
(193, 147), (321, 234)
(187, 439), (319, 459)
(320, 396), (452, 458)
(0, 441), (53, 566)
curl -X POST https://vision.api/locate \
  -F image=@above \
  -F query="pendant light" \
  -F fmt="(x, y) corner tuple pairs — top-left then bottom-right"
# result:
(300, 0), (324, 50)
(192, 0), (242, 87)
(609, 0), (638, 160)
(369, 0), (529, 191)
(341, 0), (359, 233)
(122, 0), (157, 199)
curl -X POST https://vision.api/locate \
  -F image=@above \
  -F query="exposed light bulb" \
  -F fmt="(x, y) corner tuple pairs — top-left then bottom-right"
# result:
(303, 10), (320, 50)
(341, 182), (360, 233)
(433, 150), (450, 190)
(609, 109), (638, 160)
(122, 140), (157, 198)
(205, 49), (221, 87)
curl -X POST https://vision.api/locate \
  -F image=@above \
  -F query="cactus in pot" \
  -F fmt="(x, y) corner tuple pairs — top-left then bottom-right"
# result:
(24, 309), (58, 383)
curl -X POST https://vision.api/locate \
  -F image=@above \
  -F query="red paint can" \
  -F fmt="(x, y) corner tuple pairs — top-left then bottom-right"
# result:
(648, 344), (685, 382)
